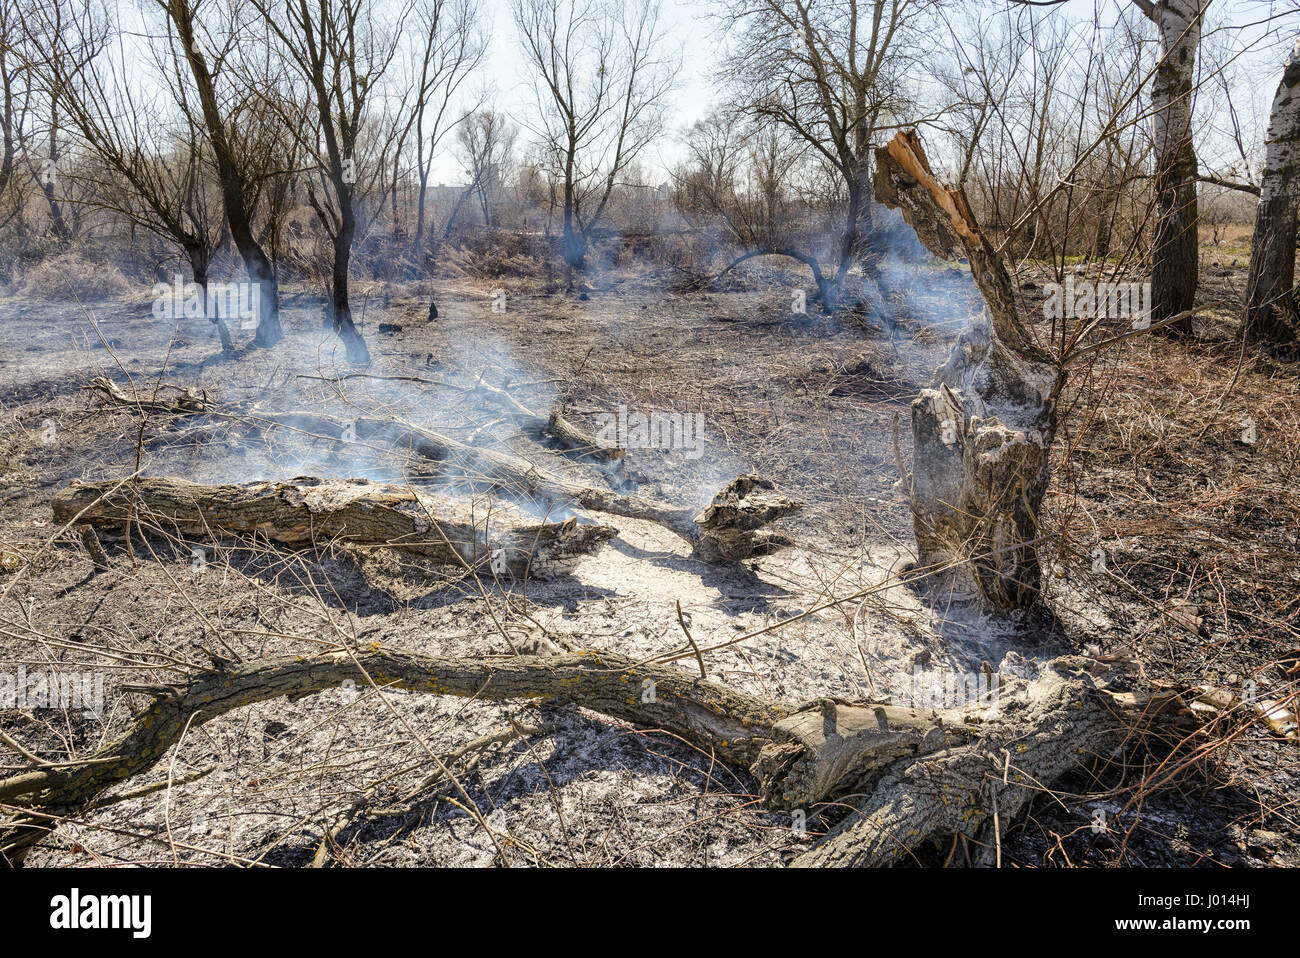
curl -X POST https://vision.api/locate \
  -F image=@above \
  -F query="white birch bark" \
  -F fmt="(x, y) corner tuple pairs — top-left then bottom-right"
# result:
(1245, 34), (1300, 345)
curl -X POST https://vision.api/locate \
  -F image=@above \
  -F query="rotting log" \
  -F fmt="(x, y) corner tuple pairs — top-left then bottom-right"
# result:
(52, 477), (615, 580)
(874, 131), (1060, 610)
(0, 641), (1175, 867)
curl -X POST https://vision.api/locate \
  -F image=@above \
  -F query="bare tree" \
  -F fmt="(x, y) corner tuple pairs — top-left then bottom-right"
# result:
(457, 108), (518, 226)
(951, 5), (1152, 273)
(34, 0), (240, 351)
(19, 0), (78, 245)
(513, 0), (675, 274)
(251, 0), (413, 364)
(675, 112), (808, 257)
(673, 109), (743, 217)
(160, 0), (285, 348)
(716, 0), (944, 308)
(0, 0), (30, 221)
(404, 0), (485, 258)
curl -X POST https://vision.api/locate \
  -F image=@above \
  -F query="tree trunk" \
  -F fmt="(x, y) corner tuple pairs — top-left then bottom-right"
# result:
(331, 224), (370, 364)
(41, 104), (69, 244)
(1245, 34), (1300, 351)
(790, 662), (1130, 867)
(1148, 0), (1205, 335)
(186, 247), (233, 355)
(0, 638), (1172, 867)
(413, 164), (430, 259)
(238, 233), (284, 349)
(561, 144), (586, 270)
(875, 132), (1060, 612)
(165, 0), (284, 349)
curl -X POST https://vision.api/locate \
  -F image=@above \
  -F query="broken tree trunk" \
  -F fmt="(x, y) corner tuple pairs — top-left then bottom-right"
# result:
(0, 639), (1173, 867)
(791, 661), (1123, 867)
(691, 475), (800, 562)
(52, 477), (615, 580)
(874, 131), (1060, 611)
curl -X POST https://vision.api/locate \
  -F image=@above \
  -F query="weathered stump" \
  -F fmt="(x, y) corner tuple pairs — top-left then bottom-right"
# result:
(875, 131), (1060, 610)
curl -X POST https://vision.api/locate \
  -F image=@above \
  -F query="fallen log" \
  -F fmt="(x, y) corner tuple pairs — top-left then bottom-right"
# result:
(51, 477), (615, 580)
(793, 662), (1117, 867)
(0, 638), (1166, 868)
(0, 647), (786, 864)
(875, 131), (1060, 610)
(151, 406), (799, 562)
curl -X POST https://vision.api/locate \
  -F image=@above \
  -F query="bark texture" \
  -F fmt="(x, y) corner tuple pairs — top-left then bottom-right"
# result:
(1245, 34), (1300, 349)
(874, 132), (1059, 610)
(1148, 0), (1205, 334)
(52, 477), (615, 580)
(791, 660), (1127, 867)
(691, 475), (801, 562)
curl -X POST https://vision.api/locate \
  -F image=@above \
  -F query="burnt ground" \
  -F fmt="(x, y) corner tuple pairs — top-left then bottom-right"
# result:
(0, 251), (1296, 868)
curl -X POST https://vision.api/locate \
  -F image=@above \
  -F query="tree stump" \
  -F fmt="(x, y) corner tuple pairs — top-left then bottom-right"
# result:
(874, 132), (1060, 610)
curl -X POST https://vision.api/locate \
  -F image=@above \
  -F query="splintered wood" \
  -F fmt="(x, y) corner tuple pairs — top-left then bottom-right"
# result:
(692, 475), (800, 562)
(875, 131), (1060, 610)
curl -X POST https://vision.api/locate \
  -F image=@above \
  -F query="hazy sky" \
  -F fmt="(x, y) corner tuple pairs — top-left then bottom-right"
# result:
(426, 0), (1292, 185)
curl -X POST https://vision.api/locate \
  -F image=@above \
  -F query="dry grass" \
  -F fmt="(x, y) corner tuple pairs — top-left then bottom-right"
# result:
(18, 251), (133, 302)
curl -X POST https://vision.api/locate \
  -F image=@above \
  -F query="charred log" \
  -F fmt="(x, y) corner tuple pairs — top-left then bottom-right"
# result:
(146, 405), (797, 563)
(692, 475), (800, 562)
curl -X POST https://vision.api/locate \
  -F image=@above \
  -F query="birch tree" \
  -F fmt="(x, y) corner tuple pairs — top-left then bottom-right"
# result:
(1141, 0), (1206, 335)
(1244, 34), (1300, 351)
